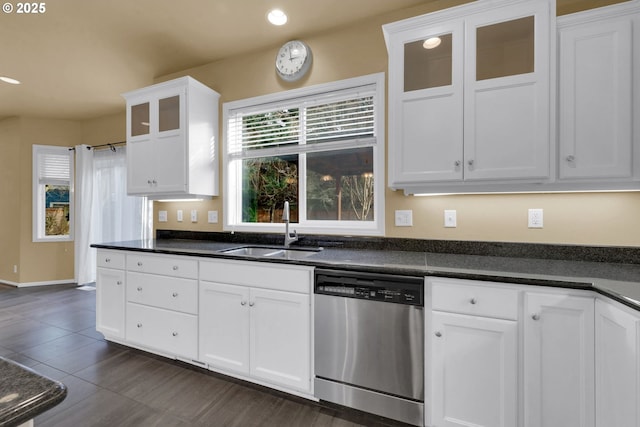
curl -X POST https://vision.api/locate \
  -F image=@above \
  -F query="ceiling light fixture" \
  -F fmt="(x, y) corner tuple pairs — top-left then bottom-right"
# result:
(267, 9), (287, 26)
(0, 76), (21, 85)
(423, 37), (442, 49)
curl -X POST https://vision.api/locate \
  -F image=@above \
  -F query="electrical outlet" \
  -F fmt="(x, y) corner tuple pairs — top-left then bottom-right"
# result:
(190, 210), (198, 222)
(177, 210), (183, 222)
(208, 210), (218, 223)
(528, 208), (543, 228)
(444, 210), (457, 228)
(395, 210), (413, 227)
(158, 210), (168, 222)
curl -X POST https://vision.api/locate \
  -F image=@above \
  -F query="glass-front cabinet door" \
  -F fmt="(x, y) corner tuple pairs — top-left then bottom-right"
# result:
(389, 21), (464, 185)
(464, 2), (551, 181)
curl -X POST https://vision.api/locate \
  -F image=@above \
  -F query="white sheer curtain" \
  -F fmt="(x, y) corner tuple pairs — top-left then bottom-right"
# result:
(75, 144), (151, 285)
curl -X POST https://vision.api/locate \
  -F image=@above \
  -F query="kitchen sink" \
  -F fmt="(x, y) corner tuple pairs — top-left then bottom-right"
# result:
(221, 246), (322, 259)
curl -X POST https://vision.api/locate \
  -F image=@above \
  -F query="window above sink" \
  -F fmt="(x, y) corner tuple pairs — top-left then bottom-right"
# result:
(223, 73), (385, 237)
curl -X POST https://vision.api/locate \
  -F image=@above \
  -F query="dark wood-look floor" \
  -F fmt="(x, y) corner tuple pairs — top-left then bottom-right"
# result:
(0, 284), (413, 427)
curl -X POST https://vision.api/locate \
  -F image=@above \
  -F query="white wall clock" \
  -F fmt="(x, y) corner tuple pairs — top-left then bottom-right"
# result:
(275, 40), (312, 82)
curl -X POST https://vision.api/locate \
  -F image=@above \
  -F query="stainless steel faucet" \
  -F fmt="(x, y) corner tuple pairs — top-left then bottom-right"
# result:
(282, 201), (298, 248)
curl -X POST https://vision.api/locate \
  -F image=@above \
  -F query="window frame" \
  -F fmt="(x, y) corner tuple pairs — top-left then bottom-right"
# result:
(222, 73), (385, 236)
(32, 145), (74, 242)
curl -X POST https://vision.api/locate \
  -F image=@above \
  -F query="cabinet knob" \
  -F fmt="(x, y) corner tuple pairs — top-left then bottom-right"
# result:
(240, 301), (247, 306)
(172, 292), (178, 297)
(470, 298), (477, 305)
(137, 323), (142, 328)
(249, 302), (255, 307)
(454, 160), (461, 167)
(152, 179), (157, 185)
(566, 155), (575, 163)
(137, 286), (142, 291)
(468, 159), (474, 166)
(172, 266), (178, 271)
(532, 313), (540, 321)
(147, 180), (153, 185)
(435, 331), (442, 337)
(172, 332), (178, 337)
(105, 258), (111, 263)
(137, 262), (143, 267)
(116, 281), (122, 286)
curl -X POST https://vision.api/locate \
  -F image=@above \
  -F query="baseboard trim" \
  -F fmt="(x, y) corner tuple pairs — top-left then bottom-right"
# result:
(0, 279), (76, 288)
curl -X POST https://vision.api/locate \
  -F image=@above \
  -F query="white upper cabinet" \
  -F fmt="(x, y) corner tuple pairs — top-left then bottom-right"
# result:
(123, 76), (220, 199)
(384, 0), (554, 194)
(557, 2), (640, 187)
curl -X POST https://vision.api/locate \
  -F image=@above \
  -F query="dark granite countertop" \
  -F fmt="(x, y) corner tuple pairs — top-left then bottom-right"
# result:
(92, 235), (640, 311)
(0, 358), (67, 427)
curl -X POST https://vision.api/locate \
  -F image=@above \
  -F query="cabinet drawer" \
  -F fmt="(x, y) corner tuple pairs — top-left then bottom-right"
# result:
(126, 303), (197, 360)
(431, 278), (519, 320)
(97, 250), (125, 270)
(126, 271), (197, 314)
(200, 259), (312, 294)
(127, 253), (197, 279)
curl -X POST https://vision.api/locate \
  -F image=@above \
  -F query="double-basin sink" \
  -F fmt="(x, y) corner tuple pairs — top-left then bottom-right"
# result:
(220, 245), (322, 260)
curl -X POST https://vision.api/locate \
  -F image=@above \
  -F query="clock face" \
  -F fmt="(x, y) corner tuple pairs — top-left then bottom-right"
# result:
(276, 40), (312, 82)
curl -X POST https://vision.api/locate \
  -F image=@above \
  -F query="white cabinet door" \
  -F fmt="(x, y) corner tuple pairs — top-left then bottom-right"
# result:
(524, 293), (595, 427)
(558, 12), (633, 180)
(199, 281), (250, 375)
(250, 287), (311, 392)
(431, 311), (518, 427)
(388, 20), (464, 186)
(126, 87), (186, 195)
(595, 299), (640, 427)
(96, 267), (125, 339)
(464, 1), (551, 181)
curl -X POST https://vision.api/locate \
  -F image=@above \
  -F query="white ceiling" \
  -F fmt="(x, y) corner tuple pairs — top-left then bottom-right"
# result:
(0, 0), (429, 121)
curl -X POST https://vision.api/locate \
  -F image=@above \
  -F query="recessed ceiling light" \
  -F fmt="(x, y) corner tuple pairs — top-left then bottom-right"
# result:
(267, 9), (287, 26)
(423, 37), (442, 49)
(0, 76), (21, 85)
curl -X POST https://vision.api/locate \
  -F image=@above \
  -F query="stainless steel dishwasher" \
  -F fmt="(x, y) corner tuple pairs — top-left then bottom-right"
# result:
(314, 269), (424, 426)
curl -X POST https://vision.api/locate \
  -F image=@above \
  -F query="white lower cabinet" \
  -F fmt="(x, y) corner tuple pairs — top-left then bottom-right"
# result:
(431, 311), (518, 427)
(124, 253), (199, 360)
(595, 298), (640, 427)
(429, 278), (518, 427)
(428, 277), (597, 427)
(524, 292), (595, 427)
(199, 259), (313, 394)
(96, 250), (126, 340)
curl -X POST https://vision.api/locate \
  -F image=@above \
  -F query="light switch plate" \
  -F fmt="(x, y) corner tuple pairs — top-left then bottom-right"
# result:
(444, 210), (457, 228)
(395, 210), (413, 227)
(177, 210), (183, 222)
(158, 210), (168, 222)
(190, 210), (198, 222)
(208, 210), (218, 223)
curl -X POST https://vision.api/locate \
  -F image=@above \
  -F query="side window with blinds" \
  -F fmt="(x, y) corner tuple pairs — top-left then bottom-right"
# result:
(224, 74), (384, 236)
(32, 145), (74, 242)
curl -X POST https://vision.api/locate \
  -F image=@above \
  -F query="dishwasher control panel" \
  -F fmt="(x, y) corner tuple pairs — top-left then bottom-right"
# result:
(314, 269), (423, 306)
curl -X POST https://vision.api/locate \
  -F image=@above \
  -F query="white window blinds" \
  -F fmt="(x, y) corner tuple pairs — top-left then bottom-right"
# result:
(228, 86), (376, 156)
(38, 148), (71, 184)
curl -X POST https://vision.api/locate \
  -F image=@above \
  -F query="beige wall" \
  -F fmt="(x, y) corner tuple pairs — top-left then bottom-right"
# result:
(152, 0), (640, 247)
(0, 118), (22, 282)
(0, 117), (80, 285)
